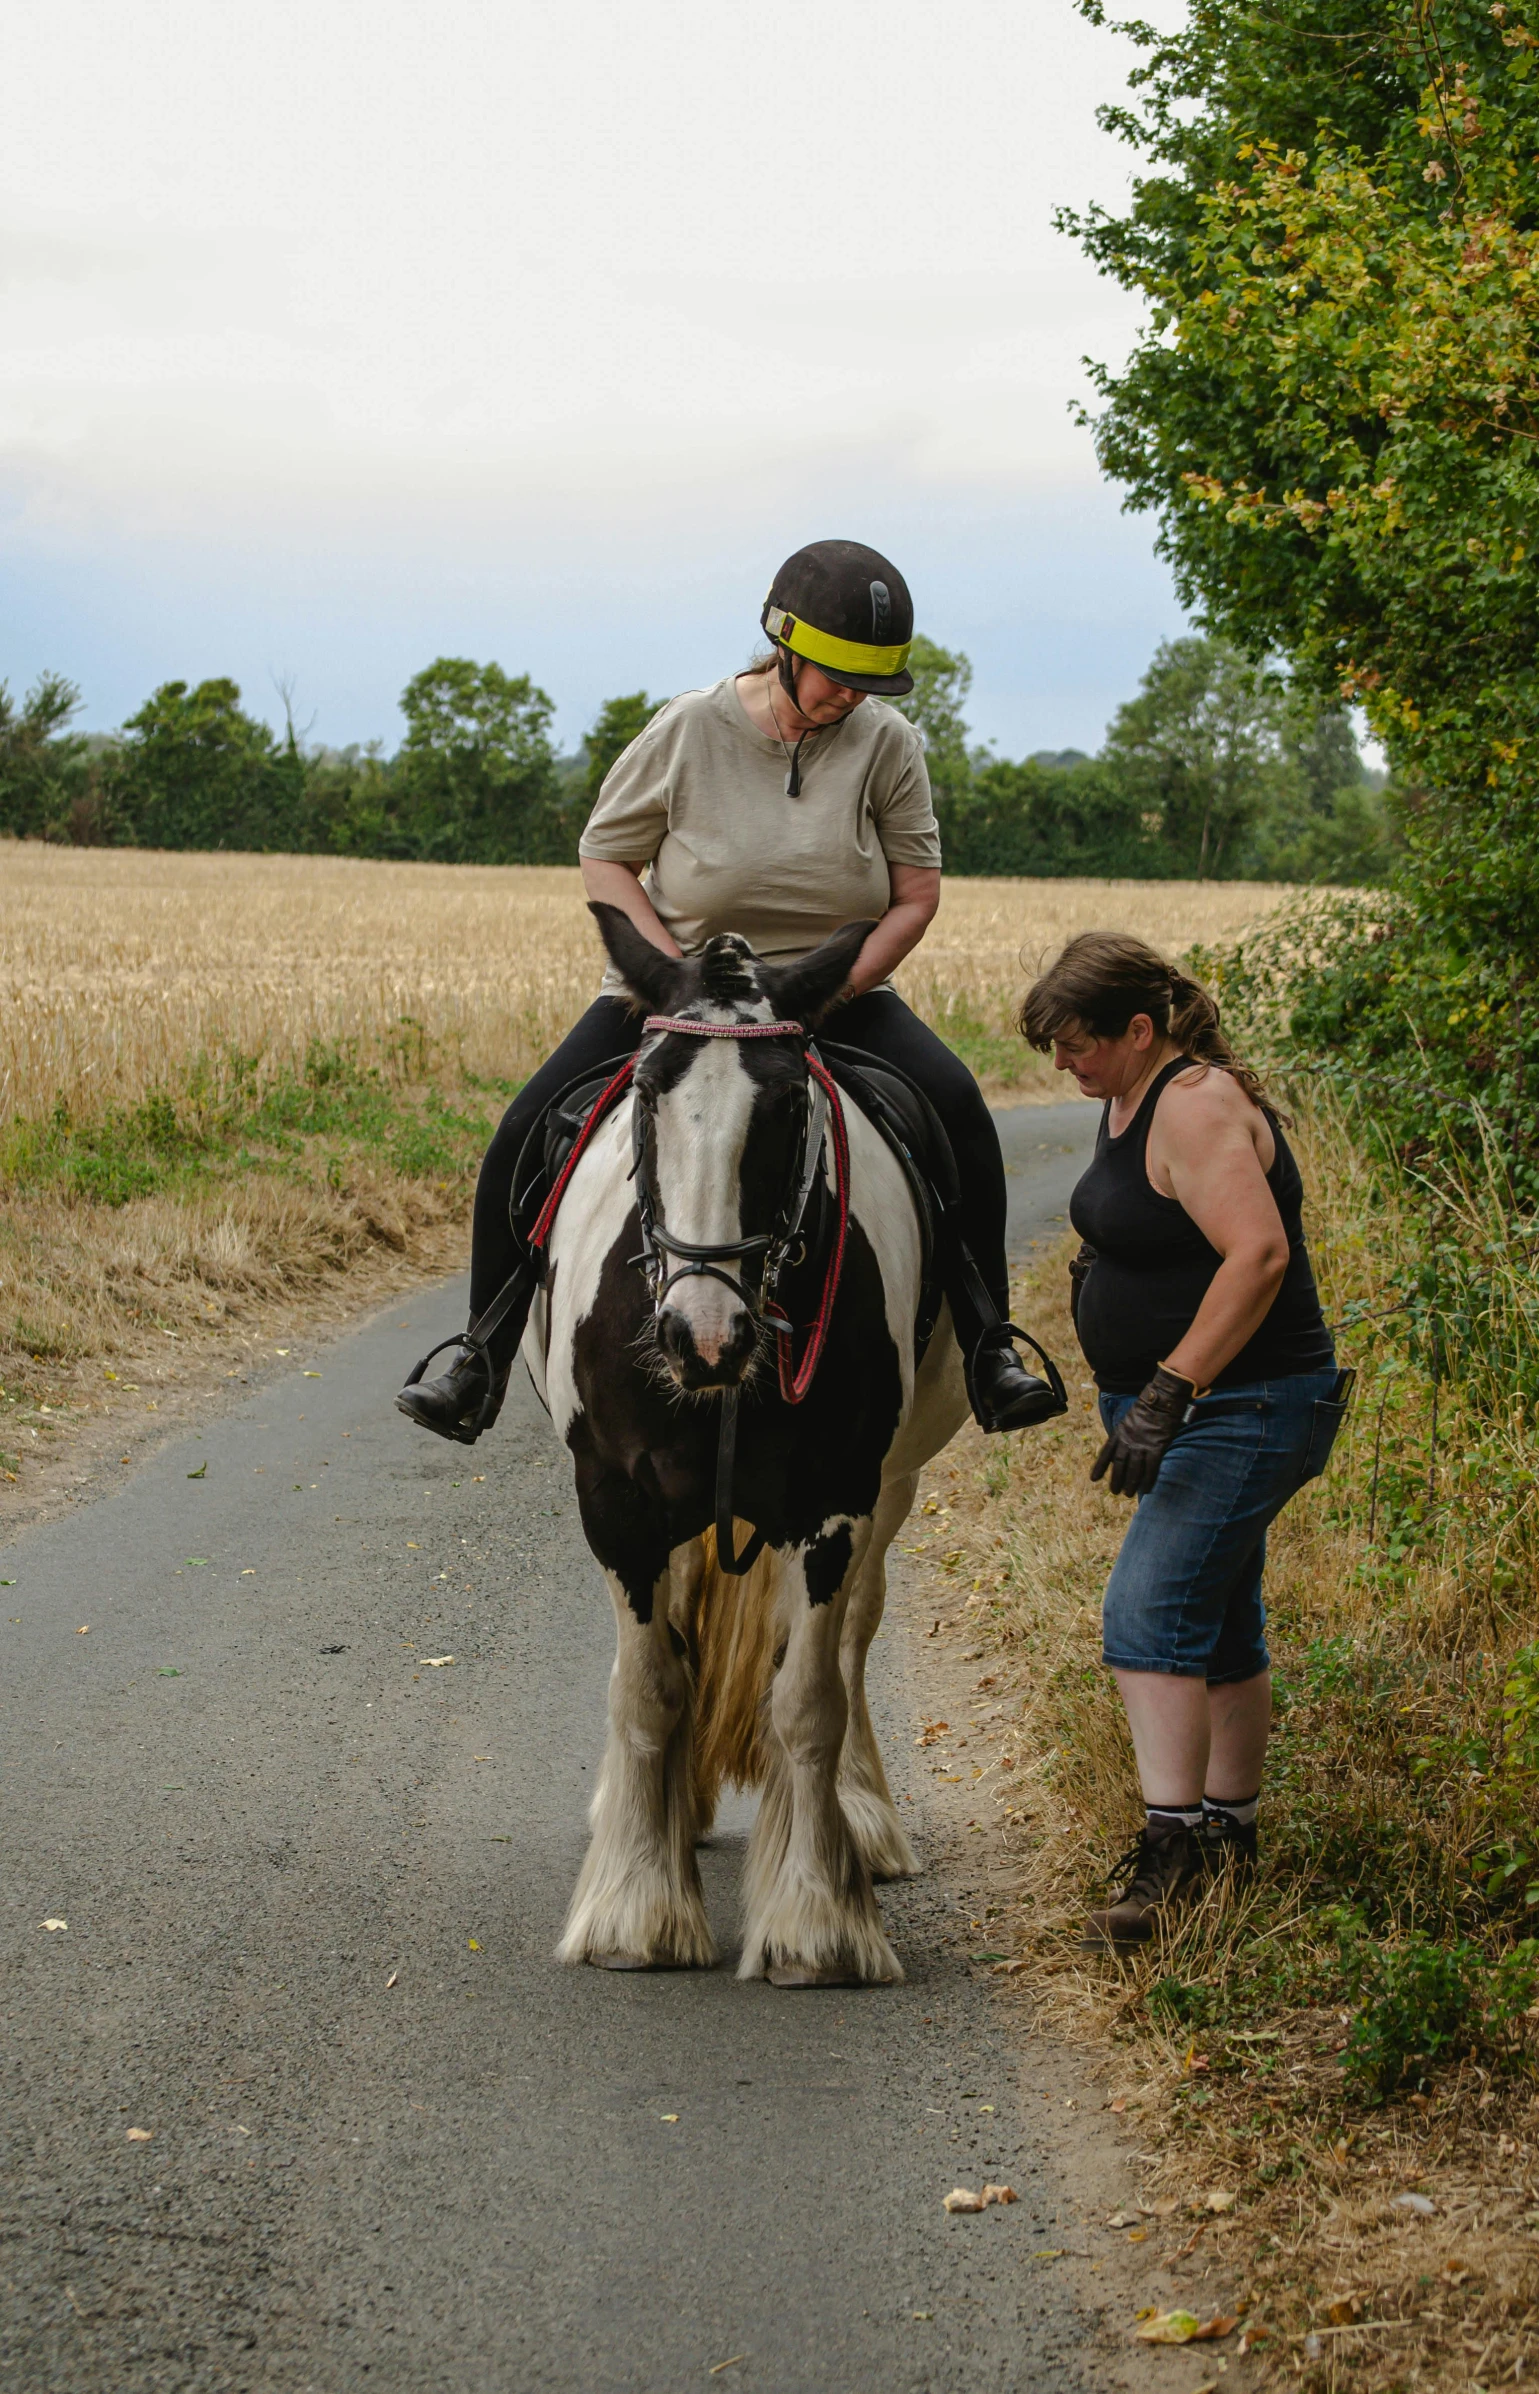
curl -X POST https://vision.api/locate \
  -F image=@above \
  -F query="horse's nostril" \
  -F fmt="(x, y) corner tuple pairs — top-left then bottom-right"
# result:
(657, 1307), (695, 1363)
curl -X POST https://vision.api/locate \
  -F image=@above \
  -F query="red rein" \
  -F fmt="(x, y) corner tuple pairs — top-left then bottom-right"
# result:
(526, 1018), (851, 1406)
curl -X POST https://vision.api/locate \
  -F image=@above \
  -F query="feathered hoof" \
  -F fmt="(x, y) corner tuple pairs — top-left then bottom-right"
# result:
(556, 1885), (716, 1972)
(741, 1917), (904, 1988)
(839, 1786), (920, 1884)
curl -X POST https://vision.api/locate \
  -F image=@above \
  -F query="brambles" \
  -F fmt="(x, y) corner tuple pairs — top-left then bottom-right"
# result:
(1337, 1917), (1539, 2102)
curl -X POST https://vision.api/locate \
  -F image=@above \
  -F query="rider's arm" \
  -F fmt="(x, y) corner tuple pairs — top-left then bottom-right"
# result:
(844, 865), (940, 997)
(579, 858), (684, 958)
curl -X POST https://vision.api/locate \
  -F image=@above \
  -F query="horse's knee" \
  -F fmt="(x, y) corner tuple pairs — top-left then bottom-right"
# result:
(769, 1649), (846, 1773)
(611, 1637), (688, 1755)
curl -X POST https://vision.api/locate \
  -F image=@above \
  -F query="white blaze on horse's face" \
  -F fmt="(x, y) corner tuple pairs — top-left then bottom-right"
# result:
(651, 1038), (759, 1383)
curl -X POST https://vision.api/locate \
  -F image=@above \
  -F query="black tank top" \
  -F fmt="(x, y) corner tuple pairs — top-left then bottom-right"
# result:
(1069, 1057), (1334, 1394)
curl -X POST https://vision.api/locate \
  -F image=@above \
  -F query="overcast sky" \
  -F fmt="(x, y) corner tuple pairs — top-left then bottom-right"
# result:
(1, 0), (1186, 760)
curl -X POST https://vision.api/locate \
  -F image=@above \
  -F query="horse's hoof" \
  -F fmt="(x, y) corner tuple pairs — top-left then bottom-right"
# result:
(589, 1950), (658, 1971)
(766, 1963), (865, 1989)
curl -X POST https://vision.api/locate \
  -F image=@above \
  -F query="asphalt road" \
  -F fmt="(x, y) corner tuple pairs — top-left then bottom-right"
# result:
(1, 1100), (1100, 2394)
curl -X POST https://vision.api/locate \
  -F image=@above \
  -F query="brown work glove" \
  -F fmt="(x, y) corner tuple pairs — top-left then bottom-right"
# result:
(1068, 1240), (1096, 1333)
(1091, 1363), (1201, 1498)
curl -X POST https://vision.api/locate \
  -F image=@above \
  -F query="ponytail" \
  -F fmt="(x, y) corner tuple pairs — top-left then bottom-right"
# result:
(1019, 932), (1280, 1118)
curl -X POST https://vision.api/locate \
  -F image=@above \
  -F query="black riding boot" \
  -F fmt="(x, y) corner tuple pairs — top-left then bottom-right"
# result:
(396, 1344), (514, 1445)
(966, 1325), (1068, 1435)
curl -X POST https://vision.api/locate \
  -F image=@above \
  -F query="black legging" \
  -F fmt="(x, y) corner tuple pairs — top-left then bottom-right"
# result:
(468, 990), (1009, 1359)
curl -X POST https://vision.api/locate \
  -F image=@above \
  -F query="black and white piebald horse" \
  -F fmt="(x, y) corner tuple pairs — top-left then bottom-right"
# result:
(524, 905), (971, 1986)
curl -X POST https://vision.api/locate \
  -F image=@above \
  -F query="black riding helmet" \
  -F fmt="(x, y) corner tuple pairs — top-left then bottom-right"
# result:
(761, 539), (915, 698)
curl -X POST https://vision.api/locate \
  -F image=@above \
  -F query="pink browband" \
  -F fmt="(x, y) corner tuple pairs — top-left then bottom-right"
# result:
(641, 1015), (806, 1039)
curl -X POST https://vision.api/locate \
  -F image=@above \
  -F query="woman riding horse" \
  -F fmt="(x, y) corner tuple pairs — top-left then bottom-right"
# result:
(398, 538), (1057, 1442)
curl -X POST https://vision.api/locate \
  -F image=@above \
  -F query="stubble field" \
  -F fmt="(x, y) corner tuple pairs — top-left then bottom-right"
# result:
(0, 842), (1297, 1120)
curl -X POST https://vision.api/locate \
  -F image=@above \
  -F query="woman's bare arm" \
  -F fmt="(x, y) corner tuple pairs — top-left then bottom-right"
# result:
(1155, 1079), (1291, 1389)
(845, 865), (941, 997)
(579, 858), (683, 957)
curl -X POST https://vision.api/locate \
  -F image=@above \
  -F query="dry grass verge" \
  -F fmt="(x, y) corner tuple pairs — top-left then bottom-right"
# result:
(906, 1106), (1539, 2389)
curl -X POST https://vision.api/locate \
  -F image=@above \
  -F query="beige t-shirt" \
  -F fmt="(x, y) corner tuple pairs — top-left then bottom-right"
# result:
(578, 675), (941, 993)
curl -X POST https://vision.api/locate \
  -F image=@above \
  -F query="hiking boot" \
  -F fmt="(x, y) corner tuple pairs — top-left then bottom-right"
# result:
(1200, 1810), (1258, 1879)
(396, 1345), (508, 1445)
(969, 1335), (1067, 1434)
(1080, 1823), (1205, 1952)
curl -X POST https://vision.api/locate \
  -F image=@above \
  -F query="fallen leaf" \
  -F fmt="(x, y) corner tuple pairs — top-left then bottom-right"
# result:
(1139, 2196), (1181, 2218)
(77, 1625), (89, 1635)
(126, 2127), (154, 2142)
(184, 1558), (209, 1568)
(1106, 2211), (1138, 2230)
(157, 1667), (181, 1677)
(660, 2113), (679, 2124)
(944, 2186), (987, 2213)
(1135, 2310), (1236, 2346)
(41, 1918), (67, 1932)
(1392, 2191), (1436, 2217)
(1203, 2189), (1238, 2214)
(1236, 2329), (1271, 2356)
(980, 2183), (1017, 2205)
(303, 1371), (321, 1377)
(707, 2360), (745, 2376)
(233, 2124), (251, 2136)
(385, 1970), (399, 1989)
(187, 1463), (207, 1480)
(1108, 2096), (1127, 2113)
(1327, 2297), (1362, 2325)
(467, 1937), (481, 1951)
(422, 1656), (455, 1668)
(1126, 2227), (1148, 2242)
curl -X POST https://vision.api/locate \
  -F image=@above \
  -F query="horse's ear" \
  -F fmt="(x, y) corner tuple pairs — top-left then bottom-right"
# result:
(761, 919), (876, 1030)
(588, 903), (686, 1015)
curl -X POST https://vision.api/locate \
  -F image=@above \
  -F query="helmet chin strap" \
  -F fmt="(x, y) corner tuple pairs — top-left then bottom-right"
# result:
(774, 646), (812, 796)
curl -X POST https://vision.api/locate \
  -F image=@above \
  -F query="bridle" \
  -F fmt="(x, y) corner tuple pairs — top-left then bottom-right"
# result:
(527, 1008), (852, 1577)
(629, 1015), (832, 1348)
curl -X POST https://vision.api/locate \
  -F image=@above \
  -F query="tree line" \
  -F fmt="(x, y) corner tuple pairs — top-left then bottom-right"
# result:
(0, 632), (1394, 882)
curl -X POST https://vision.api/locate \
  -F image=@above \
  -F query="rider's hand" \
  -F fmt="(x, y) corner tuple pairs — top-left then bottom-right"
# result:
(1091, 1363), (1202, 1498)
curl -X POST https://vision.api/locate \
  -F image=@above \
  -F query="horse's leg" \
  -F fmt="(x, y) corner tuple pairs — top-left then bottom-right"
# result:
(557, 1556), (715, 1971)
(838, 1468), (920, 1883)
(739, 1517), (902, 1988)
(666, 1535), (719, 1841)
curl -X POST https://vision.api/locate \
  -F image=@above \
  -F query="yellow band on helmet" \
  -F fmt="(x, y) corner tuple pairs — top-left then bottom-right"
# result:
(763, 603), (911, 679)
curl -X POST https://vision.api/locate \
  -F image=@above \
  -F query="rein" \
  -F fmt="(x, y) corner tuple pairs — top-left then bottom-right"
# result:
(527, 1009), (853, 1578)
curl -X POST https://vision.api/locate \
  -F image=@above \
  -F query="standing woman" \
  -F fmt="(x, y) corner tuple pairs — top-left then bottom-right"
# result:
(1019, 934), (1351, 1950)
(399, 539), (1061, 1442)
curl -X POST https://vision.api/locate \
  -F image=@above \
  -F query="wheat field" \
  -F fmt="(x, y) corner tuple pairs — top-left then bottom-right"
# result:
(0, 841), (1298, 1120)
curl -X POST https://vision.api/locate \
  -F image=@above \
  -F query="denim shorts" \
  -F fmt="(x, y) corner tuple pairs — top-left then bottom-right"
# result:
(1098, 1368), (1347, 1685)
